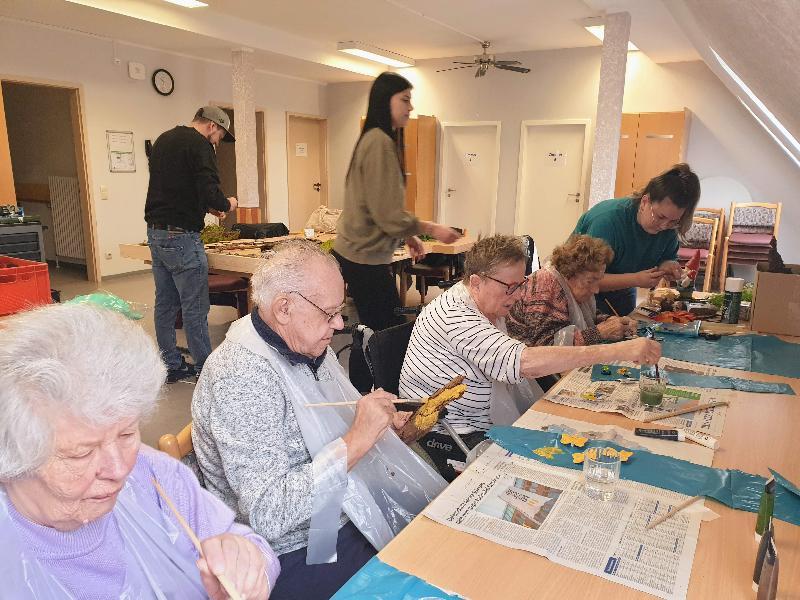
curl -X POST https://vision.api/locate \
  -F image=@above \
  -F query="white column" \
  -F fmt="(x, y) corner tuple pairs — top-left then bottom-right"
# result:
(588, 12), (631, 206)
(232, 48), (259, 209)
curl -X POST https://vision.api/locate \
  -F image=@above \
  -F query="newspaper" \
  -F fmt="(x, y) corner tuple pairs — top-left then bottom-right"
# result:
(425, 444), (701, 600)
(546, 362), (728, 437)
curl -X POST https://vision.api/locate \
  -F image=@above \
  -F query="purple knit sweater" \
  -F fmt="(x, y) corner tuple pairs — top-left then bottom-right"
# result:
(4, 444), (281, 599)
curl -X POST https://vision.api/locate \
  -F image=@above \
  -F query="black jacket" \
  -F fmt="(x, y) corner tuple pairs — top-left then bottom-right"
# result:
(144, 126), (230, 232)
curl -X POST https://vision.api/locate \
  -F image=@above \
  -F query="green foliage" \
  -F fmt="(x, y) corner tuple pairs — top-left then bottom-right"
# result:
(200, 224), (240, 244)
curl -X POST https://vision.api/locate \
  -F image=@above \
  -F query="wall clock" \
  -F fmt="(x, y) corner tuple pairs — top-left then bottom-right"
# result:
(152, 68), (175, 96)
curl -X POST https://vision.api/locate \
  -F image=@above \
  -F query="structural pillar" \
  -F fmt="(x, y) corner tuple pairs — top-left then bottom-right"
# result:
(231, 48), (259, 223)
(588, 12), (631, 206)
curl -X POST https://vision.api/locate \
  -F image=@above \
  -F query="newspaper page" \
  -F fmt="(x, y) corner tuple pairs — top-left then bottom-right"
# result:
(546, 362), (728, 437)
(425, 444), (701, 600)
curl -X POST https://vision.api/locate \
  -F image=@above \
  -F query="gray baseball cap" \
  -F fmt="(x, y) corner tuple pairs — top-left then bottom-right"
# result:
(198, 105), (235, 142)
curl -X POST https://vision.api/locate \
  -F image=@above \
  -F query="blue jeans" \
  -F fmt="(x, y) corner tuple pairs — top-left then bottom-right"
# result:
(596, 287), (637, 316)
(147, 229), (211, 370)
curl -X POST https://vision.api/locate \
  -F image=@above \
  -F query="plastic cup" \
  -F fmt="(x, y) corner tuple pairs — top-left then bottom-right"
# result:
(304, 228), (316, 239)
(583, 447), (621, 501)
(639, 372), (666, 407)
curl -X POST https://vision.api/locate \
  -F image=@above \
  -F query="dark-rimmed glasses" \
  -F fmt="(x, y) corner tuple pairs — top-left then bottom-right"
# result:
(291, 291), (345, 323)
(482, 273), (529, 295)
(649, 204), (681, 230)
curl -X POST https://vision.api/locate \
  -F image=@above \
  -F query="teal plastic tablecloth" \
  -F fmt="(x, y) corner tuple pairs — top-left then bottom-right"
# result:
(332, 557), (464, 600)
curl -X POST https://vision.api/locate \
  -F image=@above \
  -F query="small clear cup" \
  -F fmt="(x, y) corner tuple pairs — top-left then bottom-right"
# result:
(583, 446), (621, 501)
(639, 371), (666, 407)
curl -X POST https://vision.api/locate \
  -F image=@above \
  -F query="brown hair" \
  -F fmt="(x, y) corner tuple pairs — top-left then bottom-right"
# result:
(551, 234), (614, 279)
(631, 163), (700, 234)
(463, 235), (527, 281)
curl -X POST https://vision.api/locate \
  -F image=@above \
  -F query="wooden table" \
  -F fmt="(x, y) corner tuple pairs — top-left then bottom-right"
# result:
(378, 359), (800, 599)
(120, 234), (474, 306)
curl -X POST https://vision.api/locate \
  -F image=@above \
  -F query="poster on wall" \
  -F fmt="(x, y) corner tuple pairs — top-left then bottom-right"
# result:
(107, 130), (136, 173)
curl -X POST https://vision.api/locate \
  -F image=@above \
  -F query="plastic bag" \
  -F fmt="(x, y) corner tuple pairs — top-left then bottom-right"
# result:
(305, 205), (342, 234)
(66, 291), (148, 320)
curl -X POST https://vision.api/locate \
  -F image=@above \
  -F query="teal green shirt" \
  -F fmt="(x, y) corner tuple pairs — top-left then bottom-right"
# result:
(573, 198), (679, 275)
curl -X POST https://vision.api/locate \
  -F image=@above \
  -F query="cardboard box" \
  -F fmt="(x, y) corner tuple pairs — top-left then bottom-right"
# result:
(750, 263), (800, 336)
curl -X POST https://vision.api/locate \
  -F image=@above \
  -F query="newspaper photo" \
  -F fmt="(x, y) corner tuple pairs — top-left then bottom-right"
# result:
(425, 444), (702, 600)
(546, 362), (728, 437)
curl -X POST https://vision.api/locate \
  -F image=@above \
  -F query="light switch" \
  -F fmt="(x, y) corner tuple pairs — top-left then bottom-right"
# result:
(128, 61), (146, 80)
(100, 185), (109, 200)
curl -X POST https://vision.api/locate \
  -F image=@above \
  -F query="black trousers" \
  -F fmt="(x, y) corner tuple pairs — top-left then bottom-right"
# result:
(596, 287), (637, 316)
(270, 522), (377, 600)
(333, 251), (403, 392)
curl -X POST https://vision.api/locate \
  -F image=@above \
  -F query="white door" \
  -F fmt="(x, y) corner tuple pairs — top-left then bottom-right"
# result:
(515, 121), (589, 260)
(287, 114), (328, 231)
(439, 123), (501, 237)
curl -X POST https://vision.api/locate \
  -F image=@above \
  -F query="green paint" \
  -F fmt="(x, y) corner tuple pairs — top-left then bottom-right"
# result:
(639, 389), (664, 407)
(664, 388), (702, 400)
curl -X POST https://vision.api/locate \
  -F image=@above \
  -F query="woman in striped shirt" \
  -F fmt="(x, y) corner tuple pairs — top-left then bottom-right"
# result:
(399, 235), (660, 480)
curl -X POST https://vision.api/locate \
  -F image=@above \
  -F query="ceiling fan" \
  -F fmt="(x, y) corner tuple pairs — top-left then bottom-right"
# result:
(436, 41), (531, 77)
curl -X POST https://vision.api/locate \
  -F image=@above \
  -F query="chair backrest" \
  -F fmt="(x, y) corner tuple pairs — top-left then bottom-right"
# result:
(364, 321), (415, 395)
(158, 422), (194, 460)
(520, 235), (541, 275)
(680, 216), (716, 250)
(728, 202), (782, 237)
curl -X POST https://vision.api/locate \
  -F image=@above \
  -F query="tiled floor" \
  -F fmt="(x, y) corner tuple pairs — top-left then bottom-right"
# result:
(47, 262), (436, 449)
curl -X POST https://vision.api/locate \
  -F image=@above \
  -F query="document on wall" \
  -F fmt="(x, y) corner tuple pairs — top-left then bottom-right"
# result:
(107, 130), (136, 172)
(424, 444), (701, 600)
(545, 362), (729, 437)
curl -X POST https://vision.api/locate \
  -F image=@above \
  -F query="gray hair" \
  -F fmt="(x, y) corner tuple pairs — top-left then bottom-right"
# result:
(0, 303), (165, 480)
(250, 239), (340, 309)
(463, 234), (527, 280)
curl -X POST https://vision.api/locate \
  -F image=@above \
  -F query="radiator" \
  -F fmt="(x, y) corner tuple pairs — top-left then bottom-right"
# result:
(48, 175), (85, 260)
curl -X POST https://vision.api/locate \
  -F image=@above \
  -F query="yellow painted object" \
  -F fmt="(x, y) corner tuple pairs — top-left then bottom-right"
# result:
(572, 447), (633, 464)
(413, 383), (468, 429)
(560, 433), (588, 448)
(533, 446), (565, 460)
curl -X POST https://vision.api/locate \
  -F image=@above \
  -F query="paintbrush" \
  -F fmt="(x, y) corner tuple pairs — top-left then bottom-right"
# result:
(646, 495), (702, 530)
(153, 479), (247, 600)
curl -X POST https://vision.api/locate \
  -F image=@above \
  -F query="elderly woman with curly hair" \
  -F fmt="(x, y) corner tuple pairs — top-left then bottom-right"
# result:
(507, 234), (638, 347)
(0, 303), (279, 599)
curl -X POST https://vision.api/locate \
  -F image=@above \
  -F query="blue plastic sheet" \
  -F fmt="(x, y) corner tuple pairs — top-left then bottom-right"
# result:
(663, 373), (795, 395)
(656, 333), (753, 371)
(486, 426), (800, 527)
(749, 334), (800, 379)
(331, 557), (464, 600)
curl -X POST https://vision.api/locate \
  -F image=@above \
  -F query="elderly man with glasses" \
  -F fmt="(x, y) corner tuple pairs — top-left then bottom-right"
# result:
(191, 240), (446, 600)
(399, 235), (661, 481)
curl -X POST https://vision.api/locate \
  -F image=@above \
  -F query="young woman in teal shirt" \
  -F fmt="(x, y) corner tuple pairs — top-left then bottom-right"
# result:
(574, 163), (700, 315)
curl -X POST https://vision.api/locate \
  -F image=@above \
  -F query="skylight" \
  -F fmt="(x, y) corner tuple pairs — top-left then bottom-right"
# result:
(710, 47), (800, 161)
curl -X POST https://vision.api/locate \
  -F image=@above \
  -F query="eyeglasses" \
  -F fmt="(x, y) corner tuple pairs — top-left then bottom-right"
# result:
(482, 273), (529, 295)
(649, 204), (681, 230)
(291, 291), (345, 323)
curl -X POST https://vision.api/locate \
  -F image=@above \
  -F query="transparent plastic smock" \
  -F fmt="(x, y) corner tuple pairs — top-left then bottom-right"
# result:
(0, 472), (207, 599)
(226, 315), (447, 564)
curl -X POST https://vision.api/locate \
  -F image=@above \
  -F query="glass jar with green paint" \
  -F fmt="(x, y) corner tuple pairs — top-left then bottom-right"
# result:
(639, 371), (666, 407)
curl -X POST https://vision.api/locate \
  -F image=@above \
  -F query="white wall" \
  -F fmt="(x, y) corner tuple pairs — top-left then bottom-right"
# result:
(326, 47), (800, 262)
(0, 19), (325, 276)
(325, 81), (370, 210)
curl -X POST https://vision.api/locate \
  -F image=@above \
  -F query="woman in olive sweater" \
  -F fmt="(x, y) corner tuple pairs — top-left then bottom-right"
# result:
(333, 72), (459, 391)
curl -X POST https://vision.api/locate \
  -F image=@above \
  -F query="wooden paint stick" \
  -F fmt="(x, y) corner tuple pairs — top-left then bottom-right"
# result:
(646, 495), (703, 530)
(640, 401), (729, 423)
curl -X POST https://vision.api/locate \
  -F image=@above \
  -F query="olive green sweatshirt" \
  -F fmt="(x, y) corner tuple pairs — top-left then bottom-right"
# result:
(333, 128), (421, 265)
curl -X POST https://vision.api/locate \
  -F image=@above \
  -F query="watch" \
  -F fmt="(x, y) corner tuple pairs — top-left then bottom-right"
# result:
(152, 68), (175, 96)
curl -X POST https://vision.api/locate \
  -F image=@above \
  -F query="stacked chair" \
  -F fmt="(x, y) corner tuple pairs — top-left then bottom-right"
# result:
(719, 202), (782, 283)
(678, 216), (718, 292)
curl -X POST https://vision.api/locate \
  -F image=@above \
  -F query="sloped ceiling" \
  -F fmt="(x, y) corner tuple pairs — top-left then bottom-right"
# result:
(668, 0), (800, 153)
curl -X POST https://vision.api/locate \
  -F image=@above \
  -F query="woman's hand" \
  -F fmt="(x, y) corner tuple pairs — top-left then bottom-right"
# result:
(596, 317), (627, 341)
(633, 267), (666, 288)
(199, 533), (270, 600)
(430, 224), (461, 244)
(617, 337), (661, 365)
(659, 260), (682, 281)
(405, 236), (426, 261)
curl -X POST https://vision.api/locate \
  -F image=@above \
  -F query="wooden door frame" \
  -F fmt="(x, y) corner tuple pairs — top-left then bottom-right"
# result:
(209, 101), (269, 222)
(285, 112), (329, 218)
(438, 121), (501, 234)
(0, 75), (100, 283)
(513, 119), (592, 236)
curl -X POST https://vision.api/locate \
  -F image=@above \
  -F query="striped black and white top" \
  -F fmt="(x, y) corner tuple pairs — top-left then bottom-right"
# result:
(399, 282), (526, 433)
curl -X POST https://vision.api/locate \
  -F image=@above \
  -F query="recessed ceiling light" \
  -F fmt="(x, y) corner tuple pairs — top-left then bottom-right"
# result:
(163, 0), (208, 7)
(584, 23), (638, 51)
(337, 41), (415, 68)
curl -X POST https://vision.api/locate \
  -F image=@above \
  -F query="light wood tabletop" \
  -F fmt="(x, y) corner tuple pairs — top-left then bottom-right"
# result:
(378, 359), (800, 599)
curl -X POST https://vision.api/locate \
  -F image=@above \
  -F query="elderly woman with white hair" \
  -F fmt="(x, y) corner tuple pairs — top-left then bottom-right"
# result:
(0, 303), (279, 599)
(192, 239), (446, 600)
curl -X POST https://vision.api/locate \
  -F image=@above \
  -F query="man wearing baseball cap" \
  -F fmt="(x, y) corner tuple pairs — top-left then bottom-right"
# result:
(145, 106), (238, 382)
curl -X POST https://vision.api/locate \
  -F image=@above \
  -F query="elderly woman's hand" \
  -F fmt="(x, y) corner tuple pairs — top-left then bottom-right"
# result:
(198, 533), (270, 600)
(616, 337), (661, 365)
(597, 317), (627, 341)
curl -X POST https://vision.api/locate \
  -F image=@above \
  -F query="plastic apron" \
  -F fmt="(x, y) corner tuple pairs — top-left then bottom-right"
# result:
(226, 316), (447, 564)
(0, 471), (207, 599)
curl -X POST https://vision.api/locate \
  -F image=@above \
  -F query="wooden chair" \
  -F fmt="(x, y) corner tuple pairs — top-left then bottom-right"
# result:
(158, 422), (194, 460)
(719, 202), (782, 286)
(693, 207), (724, 286)
(678, 216), (718, 292)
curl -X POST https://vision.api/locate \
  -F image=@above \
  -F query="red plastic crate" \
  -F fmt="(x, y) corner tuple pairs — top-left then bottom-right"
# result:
(0, 255), (52, 316)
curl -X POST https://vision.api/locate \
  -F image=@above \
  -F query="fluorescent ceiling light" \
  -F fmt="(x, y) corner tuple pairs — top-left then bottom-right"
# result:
(337, 41), (415, 68)
(584, 24), (638, 51)
(163, 0), (208, 7)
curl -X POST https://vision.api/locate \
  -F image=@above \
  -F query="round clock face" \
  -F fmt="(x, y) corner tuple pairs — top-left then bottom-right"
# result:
(152, 69), (174, 96)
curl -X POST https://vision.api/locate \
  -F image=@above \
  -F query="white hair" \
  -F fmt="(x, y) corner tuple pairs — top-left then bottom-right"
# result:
(0, 303), (166, 480)
(250, 239), (340, 309)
